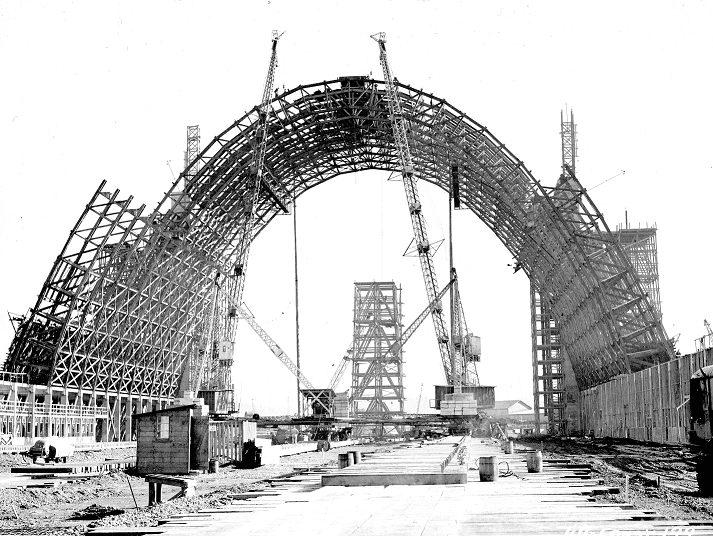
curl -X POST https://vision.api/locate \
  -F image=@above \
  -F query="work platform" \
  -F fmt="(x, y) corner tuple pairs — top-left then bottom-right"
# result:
(87, 439), (713, 536)
(322, 440), (467, 486)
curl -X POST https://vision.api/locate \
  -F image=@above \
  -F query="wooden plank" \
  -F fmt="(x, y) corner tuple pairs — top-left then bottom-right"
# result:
(11, 466), (73, 473)
(86, 528), (167, 535)
(145, 474), (196, 488)
(322, 471), (467, 487)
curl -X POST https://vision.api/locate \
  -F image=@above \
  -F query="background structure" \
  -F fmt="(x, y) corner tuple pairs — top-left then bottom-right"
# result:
(2, 1), (712, 416)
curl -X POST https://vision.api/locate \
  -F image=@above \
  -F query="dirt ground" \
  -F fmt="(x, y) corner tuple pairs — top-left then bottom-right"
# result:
(0, 443), (391, 536)
(519, 436), (713, 521)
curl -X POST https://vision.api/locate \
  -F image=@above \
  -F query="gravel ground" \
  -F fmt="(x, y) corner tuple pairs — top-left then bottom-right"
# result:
(519, 436), (713, 521)
(0, 443), (390, 535)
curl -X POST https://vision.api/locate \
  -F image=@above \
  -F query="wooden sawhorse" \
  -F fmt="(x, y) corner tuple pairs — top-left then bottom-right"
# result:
(145, 474), (196, 506)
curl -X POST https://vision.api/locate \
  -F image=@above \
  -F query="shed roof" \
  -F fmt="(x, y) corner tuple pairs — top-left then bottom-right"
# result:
(692, 365), (713, 380)
(131, 404), (196, 420)
(493, 400), (533, 411)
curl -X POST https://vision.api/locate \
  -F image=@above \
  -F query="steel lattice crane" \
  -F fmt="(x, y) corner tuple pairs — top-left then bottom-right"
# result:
(371, 32), (467, 387)
(235, 303), (316, 390)
(214, 276), (317, 391)
(328, 342), (357, 391)
(222, 279), (453, 397)
(232, 31), (285, 308)
(452, 284), (480, 385)
(198, 31), (291, 402)
(191, 33), (287, 402)
(416, 383), (424, 413)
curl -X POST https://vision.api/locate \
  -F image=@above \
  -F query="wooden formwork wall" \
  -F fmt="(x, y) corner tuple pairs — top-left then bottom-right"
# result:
(581, 349), (713, 444)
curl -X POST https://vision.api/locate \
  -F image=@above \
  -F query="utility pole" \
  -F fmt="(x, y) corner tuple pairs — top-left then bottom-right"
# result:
(293, 193), (302, 416)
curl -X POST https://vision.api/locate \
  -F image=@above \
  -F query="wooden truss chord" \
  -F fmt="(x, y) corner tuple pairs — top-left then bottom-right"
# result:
(5, 76), (674, 435)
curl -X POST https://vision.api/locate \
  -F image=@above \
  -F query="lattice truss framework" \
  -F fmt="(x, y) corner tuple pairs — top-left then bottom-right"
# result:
(531, 285), (567, 434)
(5, 76), (674, 398)
(350, 282), (405, 416)
(614, 227), (661, 318)
(531, 110), (576, 434)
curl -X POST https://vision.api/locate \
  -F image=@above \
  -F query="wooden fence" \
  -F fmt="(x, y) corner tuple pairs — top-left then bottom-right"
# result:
(208, 420), (256, 462)
(581, 349), (713, 444)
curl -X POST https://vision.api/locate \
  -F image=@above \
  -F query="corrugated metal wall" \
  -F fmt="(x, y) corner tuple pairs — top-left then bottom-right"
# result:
(580, 349), (713, 443)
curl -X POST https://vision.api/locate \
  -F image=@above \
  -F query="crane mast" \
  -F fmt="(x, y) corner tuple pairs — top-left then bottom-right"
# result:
(371, 32), (459, 386)
(232, 31), (283, 308)
(452, 284), (479, 385)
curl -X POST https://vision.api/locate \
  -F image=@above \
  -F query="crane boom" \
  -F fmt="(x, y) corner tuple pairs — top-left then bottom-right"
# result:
(389, 277), (455, 356)
(328, 278), (456, 392)
(371, 32), (457, 384)
(328, 344), (354, 391)
(236, 303), (315, 390)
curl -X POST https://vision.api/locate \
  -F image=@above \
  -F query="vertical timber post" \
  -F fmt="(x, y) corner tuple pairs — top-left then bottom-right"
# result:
(294, 194), (301, 417)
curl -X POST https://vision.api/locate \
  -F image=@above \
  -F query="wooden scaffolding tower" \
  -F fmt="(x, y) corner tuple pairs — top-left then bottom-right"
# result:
(350, 282), (405, 437)
(614, 224), (661, 319)
(532, 111), (665, 435)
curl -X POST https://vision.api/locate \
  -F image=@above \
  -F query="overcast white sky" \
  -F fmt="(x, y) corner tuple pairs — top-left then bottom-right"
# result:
(1, 1), (712, 415)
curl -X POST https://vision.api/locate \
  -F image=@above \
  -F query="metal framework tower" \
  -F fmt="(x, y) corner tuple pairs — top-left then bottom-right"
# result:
(350, 282), (405, 437)
(184, 126), (200, 175)
(560, 109), (576, 178)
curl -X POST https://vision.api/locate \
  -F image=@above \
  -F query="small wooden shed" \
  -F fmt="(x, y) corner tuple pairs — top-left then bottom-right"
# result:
(133, 404), (256, 475)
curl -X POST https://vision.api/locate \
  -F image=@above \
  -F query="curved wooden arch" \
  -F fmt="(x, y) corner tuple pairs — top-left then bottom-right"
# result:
(6, 76), (673, 400)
